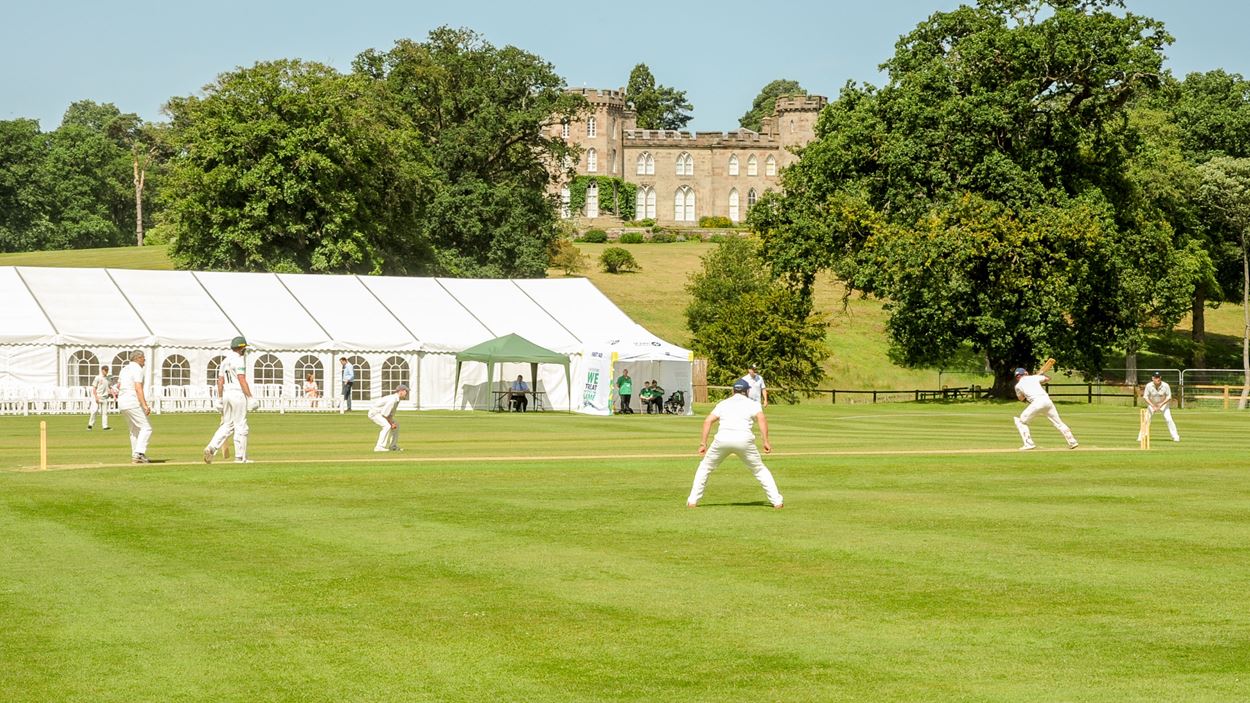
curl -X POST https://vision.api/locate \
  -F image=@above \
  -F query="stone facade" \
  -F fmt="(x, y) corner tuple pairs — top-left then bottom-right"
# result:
(554, 88), (827, 227)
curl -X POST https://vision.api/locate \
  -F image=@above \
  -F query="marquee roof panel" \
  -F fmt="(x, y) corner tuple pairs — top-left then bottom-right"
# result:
(16, 267), (150, 346)
(192, 271), (330, 351)
(358, 276), (492, 352)
(107, 269), (238, 348)
(436, 278), (581, 352)
(0, 267), (56, 344)
(277, 274), (420, 351)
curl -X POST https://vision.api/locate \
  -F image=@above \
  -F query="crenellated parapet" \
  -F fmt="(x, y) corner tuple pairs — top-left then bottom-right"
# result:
(622, 129), (778, 149)
(773, 95), (829, 113)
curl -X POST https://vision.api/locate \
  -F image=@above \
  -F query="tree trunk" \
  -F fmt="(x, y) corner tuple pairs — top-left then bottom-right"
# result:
(1124, 351), (1137, 384)
(1191, 290), (1207, 369)
(1241, 232), (1249, 410)
(989, 360), (1018, 399)
(133, 155), (146, 247)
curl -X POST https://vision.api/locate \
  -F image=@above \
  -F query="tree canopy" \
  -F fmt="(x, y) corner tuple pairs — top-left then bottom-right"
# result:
(739, 79), (806, 132)
(750, 0), (1199, 394)
(625, 64), (693, 131)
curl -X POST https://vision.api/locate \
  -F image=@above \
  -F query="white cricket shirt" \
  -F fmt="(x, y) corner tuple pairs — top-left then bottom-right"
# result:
(218, 350), (247, 394)
(370, 392), (402, 418)
(116, 361), (145, 410)
(741, 373), (766, 402)
(92, 373), (111, 398)
(710, 394), (763, 441)
(1142, 381), (1172, 405)
(1014, 375), (1050, 403)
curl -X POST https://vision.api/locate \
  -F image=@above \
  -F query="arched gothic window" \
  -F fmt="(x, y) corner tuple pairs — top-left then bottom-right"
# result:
(676, 152), (694, 176)
(587, 116), (597, 137)
(636, 152), (655, 176)
(747, 188), (758, 208)
(587, 148), (597, 173)
(674, 186), (695, 222)
(729, 189), (740, 223)
(585, 181), (599, 218)
(765, 154), (777, 176)
(728, 154), (739, 176)
(747, 154), (758, 176)
(635, 186), (656, 220)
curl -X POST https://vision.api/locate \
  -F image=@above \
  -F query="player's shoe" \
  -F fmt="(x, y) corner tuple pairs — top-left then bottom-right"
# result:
(132, 453), (150, 464)
(686, 502), (697, 508)
(389, 446), (404, 452)
(773, 503), (784, 509)
(102, 427), (111, 431)
(1068, 443), (1079, 449)
(87, 425), (92, 430)
(1018, 445), (1036, 451)
(234, 457), (254, 464)
(373, 447), (389, 452)
(203, 446), (214, 464)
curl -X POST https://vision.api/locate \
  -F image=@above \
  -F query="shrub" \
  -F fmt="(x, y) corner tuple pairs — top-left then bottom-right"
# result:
(547, 238), (588, 275)
(579, 229), (608, 243)
(650, 232), (677, 243)
(599, 247), (641, 273)
(707, 233), (737, 243)
(618, 232), (645, 244)
(699, 215), (734, 228)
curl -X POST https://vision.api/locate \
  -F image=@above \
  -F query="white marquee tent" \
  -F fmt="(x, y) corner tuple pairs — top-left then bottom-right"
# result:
(0, 266), (693, 415)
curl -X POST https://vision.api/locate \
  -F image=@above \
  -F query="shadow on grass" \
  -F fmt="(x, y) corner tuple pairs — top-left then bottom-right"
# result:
(693, 500), (774, 508)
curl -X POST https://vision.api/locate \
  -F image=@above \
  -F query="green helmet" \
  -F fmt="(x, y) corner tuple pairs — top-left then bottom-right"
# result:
(230, 335), (248, 350)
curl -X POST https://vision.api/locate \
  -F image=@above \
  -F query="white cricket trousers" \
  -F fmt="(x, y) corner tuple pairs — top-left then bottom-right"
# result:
(1140, 405), (1180, 442)
(687, 435), (783, 507)
(121, 407), (152, 455)
(369, 412), (398, 450)
(1015, 398), (1077, 449)
(208, 392), (249, 458)
(88, 398), (109, 429)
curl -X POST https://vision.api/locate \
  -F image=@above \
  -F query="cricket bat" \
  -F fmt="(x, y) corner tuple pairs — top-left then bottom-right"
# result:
(1037, 357), (1056, 376)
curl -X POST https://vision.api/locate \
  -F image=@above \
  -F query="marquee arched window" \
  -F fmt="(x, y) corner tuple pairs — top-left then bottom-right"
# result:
(636, 152), (655, 176)
(676, 152), (694, 176)
(765, 154), (777, 176)
(728, 154), (739, 176)
(587, 148), (598, 173)
(111, 353), (132, 378)
(67, 350), (99, 387)
(674, 186), (695, 222)
(344, 355), (370, 401)
(635, 186), (656, 220)
(253, 353), (284, 386)
(747, 154), (758, 176)
(381, 356), (410, 395)
(295, 355), (324, 391)
(728, 189), (740, 223)
(207, 355), (226, 385)
(161, 354), (191, 386)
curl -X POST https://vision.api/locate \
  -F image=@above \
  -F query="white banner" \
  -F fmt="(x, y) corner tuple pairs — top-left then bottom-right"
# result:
(573, 350), (615, 415)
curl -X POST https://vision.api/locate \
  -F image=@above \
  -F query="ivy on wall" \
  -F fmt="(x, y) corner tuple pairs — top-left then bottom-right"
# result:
(568, 176), (636, 218)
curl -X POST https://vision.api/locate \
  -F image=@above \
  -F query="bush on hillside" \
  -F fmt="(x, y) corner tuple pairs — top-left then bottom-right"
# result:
(699, 215), (734, 228)
(599, 247), (641, 273)
(578, 229), (608, 243)
(618, 232), (645, 244)
(650, 232), (677, 243)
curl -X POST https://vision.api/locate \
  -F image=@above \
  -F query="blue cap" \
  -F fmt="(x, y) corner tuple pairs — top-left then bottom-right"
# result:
(732, 379), (751, 394)
(1014, 368), (1028, 377)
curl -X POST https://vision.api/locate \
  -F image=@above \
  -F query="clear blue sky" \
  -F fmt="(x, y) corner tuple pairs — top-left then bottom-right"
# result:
(3, 0), (1248, 132)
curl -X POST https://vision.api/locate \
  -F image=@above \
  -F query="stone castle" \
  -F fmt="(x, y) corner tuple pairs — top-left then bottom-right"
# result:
(554, 88), (828, 227)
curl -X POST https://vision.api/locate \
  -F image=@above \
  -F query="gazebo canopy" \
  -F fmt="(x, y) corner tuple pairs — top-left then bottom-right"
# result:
(453, 333), (570, 410)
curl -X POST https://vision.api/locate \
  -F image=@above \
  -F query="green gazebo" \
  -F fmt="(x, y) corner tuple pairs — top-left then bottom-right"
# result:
(453, 333), (571, 411)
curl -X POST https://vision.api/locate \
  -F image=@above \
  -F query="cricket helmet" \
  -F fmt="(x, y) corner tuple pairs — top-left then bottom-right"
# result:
(1013, 368), (1028, 377)
(732, 379), (751, 394)
(230, 335), (248, 350)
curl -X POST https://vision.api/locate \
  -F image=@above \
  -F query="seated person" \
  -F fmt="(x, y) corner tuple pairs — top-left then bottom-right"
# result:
(650, 381), (665, 413)
(509, 375), (530, 412)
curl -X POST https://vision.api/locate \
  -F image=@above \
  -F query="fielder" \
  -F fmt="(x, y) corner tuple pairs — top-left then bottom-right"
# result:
(1139, 371), (1180, 443)
(203, 336), (258, 464)
(116, 351), (153, 464)
(87, 365), (114, 431)
(686, 378), (784, 509)
(368, 384), (408, 451)
(1013, 366), (1078, 450)
(741, 364), (768, 406)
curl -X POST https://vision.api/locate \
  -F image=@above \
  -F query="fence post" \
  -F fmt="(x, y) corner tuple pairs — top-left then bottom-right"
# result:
(1224, 385), (1231, 410)
(831, 390), (836, 404)
(872, 391), (878, 403)
(1087, 384), (1092, 404)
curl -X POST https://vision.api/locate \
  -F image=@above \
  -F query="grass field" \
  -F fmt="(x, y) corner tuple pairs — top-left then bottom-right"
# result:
(2, 403), (1248, 702)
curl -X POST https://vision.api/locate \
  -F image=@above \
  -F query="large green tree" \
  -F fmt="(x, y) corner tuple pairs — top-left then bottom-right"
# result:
(353, 27), (586, 277)
(750, 0), (1197, 395)
(625, 64), (693, 131)
(739, 79), (805, 132)
(1195, 157), (1250, 407)
(685, 237), (827, 402)
(162, 60), (422, 273)
(0, 119), (50, 252)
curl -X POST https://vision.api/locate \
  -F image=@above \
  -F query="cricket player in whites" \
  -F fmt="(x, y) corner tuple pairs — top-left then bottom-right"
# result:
(203, 336), (259, 464)
(1140, 371), (1180, 443)
(1013, 361), (1079, 450)
(87, 365), (114, 430)
(686, 378), (784, 509)
(368, 384), (408, 451)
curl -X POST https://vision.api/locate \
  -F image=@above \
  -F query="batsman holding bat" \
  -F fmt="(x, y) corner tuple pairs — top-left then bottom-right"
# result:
(1013, 358), (1079, 451)
(1139, 371), (1180, 443)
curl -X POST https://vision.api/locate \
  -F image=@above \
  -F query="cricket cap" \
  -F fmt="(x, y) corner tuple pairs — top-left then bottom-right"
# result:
(732, 379), (751, 394)
(230, 335), (248, 349)
(1151, 371), (1161, 378)
(395, 384), (409, 393)
(1013, 368), (1028, 377)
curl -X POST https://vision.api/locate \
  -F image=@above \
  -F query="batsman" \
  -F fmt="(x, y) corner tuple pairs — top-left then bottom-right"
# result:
(1013, 358), (1079, 450)
(1139, 371), (1180, 443)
